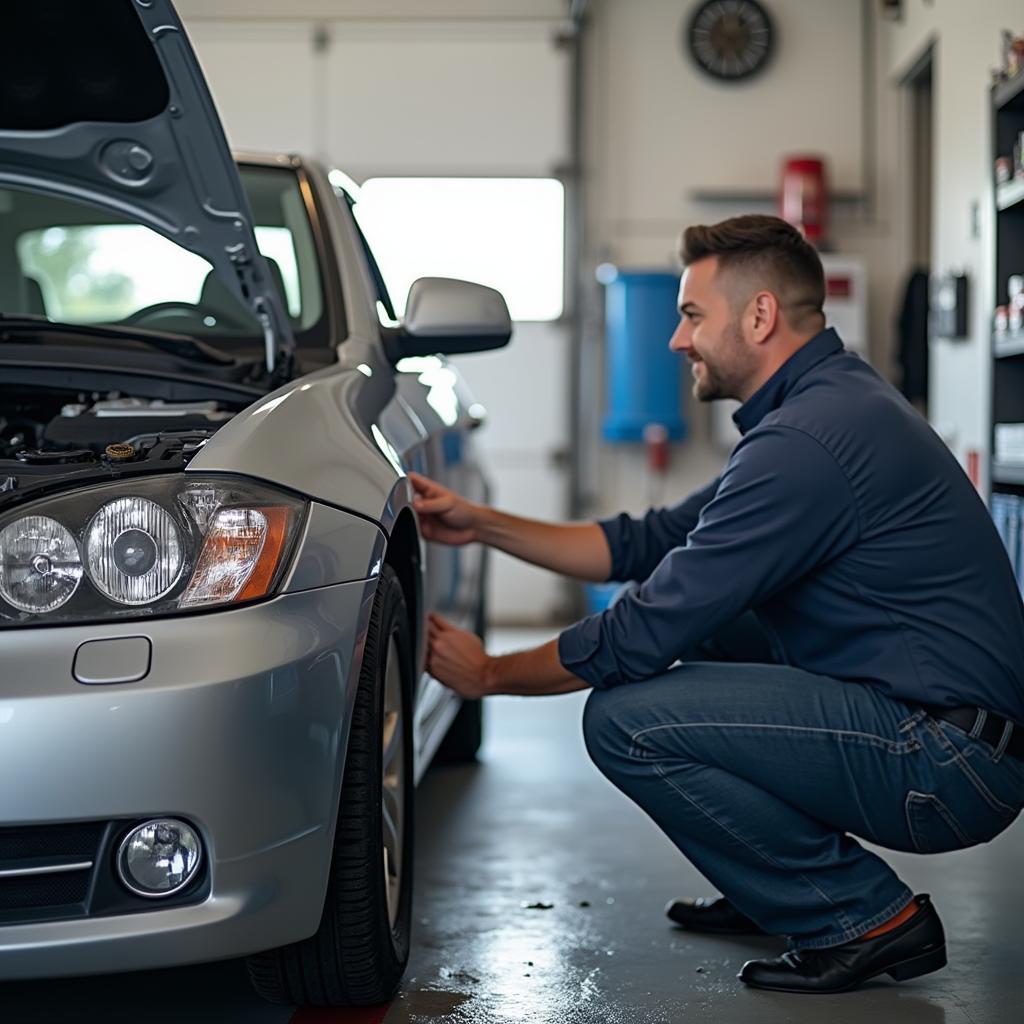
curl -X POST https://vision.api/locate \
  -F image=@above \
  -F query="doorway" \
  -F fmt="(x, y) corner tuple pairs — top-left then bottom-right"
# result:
(898, 43), (935, 415)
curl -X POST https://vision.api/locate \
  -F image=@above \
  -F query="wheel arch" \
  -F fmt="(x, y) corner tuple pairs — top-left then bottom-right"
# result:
(383, 507), (423, 673)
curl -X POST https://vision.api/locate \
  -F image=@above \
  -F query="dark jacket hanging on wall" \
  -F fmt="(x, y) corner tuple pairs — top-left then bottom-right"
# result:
(896, 267), (930, 409)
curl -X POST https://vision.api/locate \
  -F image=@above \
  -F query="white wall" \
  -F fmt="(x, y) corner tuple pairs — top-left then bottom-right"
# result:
(592, 0), (865, 207)
(879, 0), (1021, 489)
(580, 0), (909, 522)
(177, 0), (562, 17)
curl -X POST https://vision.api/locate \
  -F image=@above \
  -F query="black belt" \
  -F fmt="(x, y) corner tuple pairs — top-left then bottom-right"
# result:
(921, 705), (1024, 761)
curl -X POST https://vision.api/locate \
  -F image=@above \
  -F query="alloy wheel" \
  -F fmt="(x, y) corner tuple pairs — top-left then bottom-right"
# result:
(381, 633), (405, 931)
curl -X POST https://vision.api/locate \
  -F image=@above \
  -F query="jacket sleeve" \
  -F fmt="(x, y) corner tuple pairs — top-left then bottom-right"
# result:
(559, 425), (861, 688)
(597, 475), (721, 582)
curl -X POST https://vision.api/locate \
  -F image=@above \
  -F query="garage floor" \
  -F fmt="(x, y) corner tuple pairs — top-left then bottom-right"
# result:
(3, 628), (1021, 1023)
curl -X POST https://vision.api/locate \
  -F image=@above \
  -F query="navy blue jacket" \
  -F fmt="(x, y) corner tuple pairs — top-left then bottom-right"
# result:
(558, 328), (1024, 725)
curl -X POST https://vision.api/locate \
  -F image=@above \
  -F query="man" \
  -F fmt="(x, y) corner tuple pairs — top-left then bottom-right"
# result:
(411, 215), (1024, 994)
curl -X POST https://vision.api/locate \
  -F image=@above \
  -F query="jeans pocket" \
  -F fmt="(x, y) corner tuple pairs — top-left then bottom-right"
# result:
(932, 721), (1024, 815)
(914, 717), (961, 767)
(905, 791), (974, 853)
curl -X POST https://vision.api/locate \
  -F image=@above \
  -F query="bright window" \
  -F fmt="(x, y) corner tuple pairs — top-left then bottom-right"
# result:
(353, 177), (564, 322)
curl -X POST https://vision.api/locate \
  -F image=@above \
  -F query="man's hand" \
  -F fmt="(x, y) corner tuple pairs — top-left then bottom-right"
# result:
(408, 471), (612, 582)
(427, 613), (493, 698)
(409, 472), (482, 547)
(428, 612), (589, 698)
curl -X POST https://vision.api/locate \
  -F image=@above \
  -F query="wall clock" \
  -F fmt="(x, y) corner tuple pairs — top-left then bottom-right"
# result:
(686, 0), (775, 82)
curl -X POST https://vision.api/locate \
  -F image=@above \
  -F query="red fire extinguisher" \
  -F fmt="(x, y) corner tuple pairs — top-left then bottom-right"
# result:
(780, 156), (829, 247)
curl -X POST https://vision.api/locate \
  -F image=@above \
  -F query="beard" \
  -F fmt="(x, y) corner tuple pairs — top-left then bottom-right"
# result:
(689, 318), (756, 402)
(690, 357), (729, 402)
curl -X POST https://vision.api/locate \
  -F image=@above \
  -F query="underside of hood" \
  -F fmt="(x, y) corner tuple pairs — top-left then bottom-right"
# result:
(0, 0), (294, 373)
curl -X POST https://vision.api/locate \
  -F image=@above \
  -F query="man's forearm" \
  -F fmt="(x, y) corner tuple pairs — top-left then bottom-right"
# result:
(474, 508), (612, 582)
(485, 639), (590, 696)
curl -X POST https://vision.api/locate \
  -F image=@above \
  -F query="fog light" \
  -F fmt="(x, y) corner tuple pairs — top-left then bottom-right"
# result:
(117, 819), (202, 898)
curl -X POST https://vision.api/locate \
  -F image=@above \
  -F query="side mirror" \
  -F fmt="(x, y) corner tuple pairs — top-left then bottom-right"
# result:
(389, 277), (512, 359)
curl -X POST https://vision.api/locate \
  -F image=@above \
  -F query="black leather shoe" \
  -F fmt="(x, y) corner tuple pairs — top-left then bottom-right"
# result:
(665, 896), (767, 935)
(738, 894), (946, 994)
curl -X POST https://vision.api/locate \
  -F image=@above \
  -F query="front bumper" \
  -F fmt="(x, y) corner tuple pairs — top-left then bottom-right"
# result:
(0, 577), (378, 980)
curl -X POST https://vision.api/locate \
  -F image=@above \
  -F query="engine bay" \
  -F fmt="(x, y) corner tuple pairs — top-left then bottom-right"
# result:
(0, 385), (239, 509)
(0, 386), (236, 458)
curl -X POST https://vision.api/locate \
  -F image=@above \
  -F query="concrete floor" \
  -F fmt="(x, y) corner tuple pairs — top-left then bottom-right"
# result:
(3, 628), (1022, 1023)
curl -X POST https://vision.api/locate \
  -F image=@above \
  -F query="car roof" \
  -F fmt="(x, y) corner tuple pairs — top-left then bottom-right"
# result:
(233, 151), (305, 170)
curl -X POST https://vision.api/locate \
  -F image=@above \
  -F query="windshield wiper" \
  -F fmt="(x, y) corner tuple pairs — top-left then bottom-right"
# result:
(0, 315), (238, 366)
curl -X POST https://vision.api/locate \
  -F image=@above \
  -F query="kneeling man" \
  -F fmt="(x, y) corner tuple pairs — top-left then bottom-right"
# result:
(412, 215), (1024, 994)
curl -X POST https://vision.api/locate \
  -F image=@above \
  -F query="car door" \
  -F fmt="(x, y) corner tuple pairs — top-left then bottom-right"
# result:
(392, 356), (488, 633)
(341, 192), (488, 635)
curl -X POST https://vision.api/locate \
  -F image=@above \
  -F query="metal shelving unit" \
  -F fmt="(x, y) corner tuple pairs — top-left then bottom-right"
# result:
(993, 68), (1024, 111)
(994, 330), (1024, 358)
(689, 189), (866, 206)
(991, 72), (1024, 500)
(993, 461), (1024, 486)
(996, 178), (1024, 211)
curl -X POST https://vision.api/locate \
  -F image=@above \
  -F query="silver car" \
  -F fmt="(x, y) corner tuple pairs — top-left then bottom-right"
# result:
(0, 0), (509, 1008)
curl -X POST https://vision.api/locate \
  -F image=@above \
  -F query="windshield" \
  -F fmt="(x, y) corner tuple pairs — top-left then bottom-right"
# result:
(1, 165), (324, 348)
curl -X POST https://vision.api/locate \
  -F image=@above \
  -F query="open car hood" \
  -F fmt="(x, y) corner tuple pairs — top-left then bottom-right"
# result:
(0, 0), (294, 374)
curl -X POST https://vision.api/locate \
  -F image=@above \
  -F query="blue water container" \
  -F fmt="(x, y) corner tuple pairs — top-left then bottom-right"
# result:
(583, 581), (623, 614)
(601, 268), (686, 442)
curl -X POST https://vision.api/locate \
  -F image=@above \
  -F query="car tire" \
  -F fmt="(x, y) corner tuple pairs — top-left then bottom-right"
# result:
(432, 548), (488, 765)
(246, 563), (414, 1007)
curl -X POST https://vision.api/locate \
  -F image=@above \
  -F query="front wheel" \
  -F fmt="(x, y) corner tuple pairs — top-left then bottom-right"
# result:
(247, 564), (414, 1007)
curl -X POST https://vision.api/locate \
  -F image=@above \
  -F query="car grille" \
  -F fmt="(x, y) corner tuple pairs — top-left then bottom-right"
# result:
(0, 821), (106, 923)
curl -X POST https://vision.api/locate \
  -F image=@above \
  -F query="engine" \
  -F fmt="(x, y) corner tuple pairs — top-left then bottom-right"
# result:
(1, 390), (232, 459)
(0, 387), (236, 510)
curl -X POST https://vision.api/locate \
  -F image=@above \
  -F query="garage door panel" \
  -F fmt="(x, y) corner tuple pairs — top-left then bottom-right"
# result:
(185, 21), (319, 156)
(485, 461), (567, 623)
(324, 21), (567, 176)
(451, 323), (569, 456)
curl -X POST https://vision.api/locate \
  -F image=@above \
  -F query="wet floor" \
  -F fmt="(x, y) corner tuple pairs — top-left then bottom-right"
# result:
(392, 629), (1024, 1024)
(3, 629), (1022, 1022)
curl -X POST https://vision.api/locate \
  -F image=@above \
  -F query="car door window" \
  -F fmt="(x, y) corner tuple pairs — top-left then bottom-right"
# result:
(333, 185), (397, 324)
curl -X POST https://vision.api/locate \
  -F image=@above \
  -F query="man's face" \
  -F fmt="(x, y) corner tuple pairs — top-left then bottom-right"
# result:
(669, 257), (760, 402)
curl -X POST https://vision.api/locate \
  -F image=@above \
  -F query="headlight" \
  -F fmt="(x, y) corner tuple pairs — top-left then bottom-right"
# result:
(0, 515), (83, 612)
(86, 498), (184, 606)
(0, 476), (305, 626)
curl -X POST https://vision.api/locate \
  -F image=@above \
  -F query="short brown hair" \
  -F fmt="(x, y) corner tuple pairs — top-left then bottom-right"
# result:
(680, 215), (825, 330)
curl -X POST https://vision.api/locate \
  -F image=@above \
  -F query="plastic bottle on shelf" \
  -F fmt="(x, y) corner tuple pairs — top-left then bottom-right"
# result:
(1009, 275), (1024, 334)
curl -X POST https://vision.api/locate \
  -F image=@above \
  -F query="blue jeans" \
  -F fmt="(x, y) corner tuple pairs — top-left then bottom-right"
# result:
(582, 613), (1024, 950)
